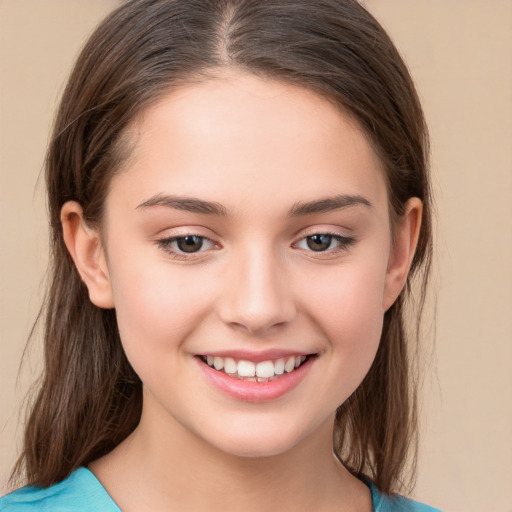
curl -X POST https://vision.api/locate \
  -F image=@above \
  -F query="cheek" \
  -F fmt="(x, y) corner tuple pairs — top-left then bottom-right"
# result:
(299, 259), (387, 384)
(106, 251), (214, 369)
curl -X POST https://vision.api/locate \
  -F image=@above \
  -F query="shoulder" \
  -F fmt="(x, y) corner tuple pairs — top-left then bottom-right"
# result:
(0, 467), (120, 512)
(370, 482), (443, 512)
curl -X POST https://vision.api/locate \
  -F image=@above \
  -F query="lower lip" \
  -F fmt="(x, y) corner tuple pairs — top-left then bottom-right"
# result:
(196, 357), (315, 403)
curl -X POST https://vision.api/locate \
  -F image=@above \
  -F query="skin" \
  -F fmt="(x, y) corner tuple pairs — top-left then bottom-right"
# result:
(62, 73), (422, 512)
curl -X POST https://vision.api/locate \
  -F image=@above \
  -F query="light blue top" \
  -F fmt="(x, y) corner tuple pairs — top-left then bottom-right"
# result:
(1, 467), (442, 511)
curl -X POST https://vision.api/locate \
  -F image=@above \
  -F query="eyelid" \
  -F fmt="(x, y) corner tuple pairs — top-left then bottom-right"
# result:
(292, 229), (356, 255)
(153, 226), (355, 260)
(155, 231), (220, 259)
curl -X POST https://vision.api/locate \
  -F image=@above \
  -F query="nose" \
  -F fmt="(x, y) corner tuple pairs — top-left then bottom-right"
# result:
(217, 246), (297, 335)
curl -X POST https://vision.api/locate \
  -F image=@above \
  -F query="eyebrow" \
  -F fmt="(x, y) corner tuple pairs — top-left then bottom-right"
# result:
(136, 193), (372, 217)
(137, 194), (228, 216)
(287, 194), (372, 216)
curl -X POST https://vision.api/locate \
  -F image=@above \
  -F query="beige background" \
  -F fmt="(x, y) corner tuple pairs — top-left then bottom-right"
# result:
(1, 1), (511, 511)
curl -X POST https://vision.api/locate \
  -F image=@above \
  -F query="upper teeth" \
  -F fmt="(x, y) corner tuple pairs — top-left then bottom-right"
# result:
(204, 355), (307, 380)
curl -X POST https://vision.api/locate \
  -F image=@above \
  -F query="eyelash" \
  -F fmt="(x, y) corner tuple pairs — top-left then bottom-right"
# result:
(156, 231), (356, 259)
(156, 234), (217, 259)
(293, 232), (356, 255)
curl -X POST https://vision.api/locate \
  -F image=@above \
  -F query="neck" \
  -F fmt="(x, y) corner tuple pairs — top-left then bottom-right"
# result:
(90, 399), (370, 512)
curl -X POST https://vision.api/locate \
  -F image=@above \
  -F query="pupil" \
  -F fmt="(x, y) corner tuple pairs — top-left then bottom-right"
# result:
(177, 236), (203, 253)
(307, 234), (332, 251)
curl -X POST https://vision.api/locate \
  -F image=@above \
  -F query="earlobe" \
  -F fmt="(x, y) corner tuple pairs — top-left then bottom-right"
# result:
(383, 198), (423, 311)
(61, 201), (115, 309)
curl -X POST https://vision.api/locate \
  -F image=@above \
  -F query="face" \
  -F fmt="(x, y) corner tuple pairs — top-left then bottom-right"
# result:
(75, 74), (414, 458)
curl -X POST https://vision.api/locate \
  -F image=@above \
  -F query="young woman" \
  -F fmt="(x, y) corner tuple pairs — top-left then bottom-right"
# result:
(2, 1), (439, 510)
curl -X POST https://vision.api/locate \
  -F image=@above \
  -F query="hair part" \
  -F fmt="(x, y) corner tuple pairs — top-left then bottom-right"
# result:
(12, 0), (432, 495)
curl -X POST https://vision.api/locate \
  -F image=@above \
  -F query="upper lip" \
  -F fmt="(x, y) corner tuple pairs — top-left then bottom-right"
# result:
(197, 349), (315, 363)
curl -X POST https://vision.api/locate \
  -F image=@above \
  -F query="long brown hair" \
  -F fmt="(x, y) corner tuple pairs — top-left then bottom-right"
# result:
(12, 0), (432, 495)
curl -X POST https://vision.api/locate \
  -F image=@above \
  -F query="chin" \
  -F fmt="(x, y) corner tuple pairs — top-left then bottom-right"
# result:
(199, 415), (325, 460)
(217, 439), (300, 460)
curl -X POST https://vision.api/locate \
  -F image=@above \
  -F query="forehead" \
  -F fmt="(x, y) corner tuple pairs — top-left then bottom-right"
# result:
(110, 73), (388, 215)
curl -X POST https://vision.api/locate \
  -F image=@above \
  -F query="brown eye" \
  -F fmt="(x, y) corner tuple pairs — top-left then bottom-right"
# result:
(156, 234), (217, 259)
(295, 232), (356, 255)
(306, 234), (333, 251)
(176, 235), (204, 253)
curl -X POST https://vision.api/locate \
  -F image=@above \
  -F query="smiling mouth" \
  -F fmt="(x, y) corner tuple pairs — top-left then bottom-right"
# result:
(199, 355), (314, 382)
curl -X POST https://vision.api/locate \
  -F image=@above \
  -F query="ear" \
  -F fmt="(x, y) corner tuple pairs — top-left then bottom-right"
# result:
(61, 201), (115, 309)
(383, 197), (423, 311)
